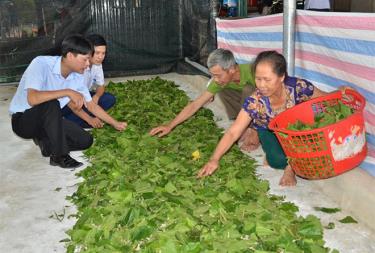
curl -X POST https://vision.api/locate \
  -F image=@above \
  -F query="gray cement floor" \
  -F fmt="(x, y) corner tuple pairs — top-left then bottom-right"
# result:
(0, 73), (374, 252)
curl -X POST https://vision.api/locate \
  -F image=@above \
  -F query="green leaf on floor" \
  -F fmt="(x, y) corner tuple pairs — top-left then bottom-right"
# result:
(314, 207), (341, 213)
(65, 78), (334, 252)
(324, 222), (335, 229)
(339, 216), (358, 224)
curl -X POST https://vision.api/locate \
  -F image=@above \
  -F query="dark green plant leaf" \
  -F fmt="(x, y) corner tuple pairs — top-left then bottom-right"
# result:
(314, 207), (341, 213)
(339, 216), (358, 224)
(324, 222), (335, 229)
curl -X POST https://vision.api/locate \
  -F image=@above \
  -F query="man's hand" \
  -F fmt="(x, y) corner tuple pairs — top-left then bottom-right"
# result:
(68, 90), (86, 110)
(149, 125), (172, 137)
(113, 121), (127, 131)
(89, 117), (104, 128)
(197, 159), (219, 178)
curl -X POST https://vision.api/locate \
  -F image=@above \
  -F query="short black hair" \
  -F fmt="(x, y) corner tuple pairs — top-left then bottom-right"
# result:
(61, 34), (93, 57)
(253, 50), (287, 77)
(86, 34), (107, 47)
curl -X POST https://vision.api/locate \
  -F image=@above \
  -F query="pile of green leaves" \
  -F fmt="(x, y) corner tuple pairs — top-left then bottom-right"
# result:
(287, 101), (353, 131)
(66, 77), (335, 252)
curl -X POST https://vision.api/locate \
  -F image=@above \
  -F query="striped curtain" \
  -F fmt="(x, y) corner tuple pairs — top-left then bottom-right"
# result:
(216, 10), (375, 176)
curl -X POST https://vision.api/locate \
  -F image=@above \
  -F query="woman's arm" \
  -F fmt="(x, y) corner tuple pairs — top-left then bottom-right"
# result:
(312, 86), (328, 99)
(149, 91), (215, 137)
(197, 109), (252, 178)
(311, 85), (354, 99)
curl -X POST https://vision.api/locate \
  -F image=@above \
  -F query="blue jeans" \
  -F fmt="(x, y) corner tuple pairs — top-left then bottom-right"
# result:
(62, 92), (116, 128)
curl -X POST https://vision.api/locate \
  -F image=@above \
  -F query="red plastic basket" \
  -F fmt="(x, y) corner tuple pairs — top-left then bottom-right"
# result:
(269, 89), (367, 179)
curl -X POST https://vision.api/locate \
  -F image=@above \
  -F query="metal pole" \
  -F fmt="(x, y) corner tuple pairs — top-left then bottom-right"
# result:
(283, 0), (296, 76)
(178, 0), (183, 58)
(238, 0), (248, 17)
(42, 7), (47, 36)
(210, 0), (219, 51)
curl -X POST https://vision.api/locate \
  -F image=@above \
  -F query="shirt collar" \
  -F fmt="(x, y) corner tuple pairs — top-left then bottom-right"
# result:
(52, 56), (62, 76)
(52, 56), (82, 80)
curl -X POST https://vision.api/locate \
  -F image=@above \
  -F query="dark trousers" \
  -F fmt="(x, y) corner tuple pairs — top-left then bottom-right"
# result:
(257, 129), (288, 170)
(11, 100), (93, 157)
(62, 92), (116, 128)
(218, 85), (255, 120)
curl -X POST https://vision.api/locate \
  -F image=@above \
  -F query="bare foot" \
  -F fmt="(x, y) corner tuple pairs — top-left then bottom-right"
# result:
(279, 166), (297, 186)
(239, 128), (260, 152)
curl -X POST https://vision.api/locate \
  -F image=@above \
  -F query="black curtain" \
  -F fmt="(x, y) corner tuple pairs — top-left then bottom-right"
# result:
(0, 0), (217, 82)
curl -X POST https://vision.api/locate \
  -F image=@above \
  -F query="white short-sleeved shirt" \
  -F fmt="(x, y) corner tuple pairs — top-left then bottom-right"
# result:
(9, 56), (91, 115)
(304, 0), (330, 10)
(84, 64), (105, 90)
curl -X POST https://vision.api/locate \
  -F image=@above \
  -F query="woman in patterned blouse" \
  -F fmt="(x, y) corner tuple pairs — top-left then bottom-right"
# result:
(198, 51), (327, 186)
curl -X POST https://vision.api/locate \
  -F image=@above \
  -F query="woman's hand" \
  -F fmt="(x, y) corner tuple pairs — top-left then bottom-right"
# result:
(197, 159), (219, 178)
(149, 125), (172, 137)
(338, 85), (354, 94)
(197, 110), (252, 179)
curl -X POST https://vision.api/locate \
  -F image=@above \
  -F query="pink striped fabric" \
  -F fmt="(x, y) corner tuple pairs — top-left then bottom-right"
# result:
(295, 50), (375, 82)
(217, 43), (281, 56)
(297, 14), (375, 30)
(364, 111), (375, 127)
(216, 15), (282, 29)
(368, 146), (375, 157)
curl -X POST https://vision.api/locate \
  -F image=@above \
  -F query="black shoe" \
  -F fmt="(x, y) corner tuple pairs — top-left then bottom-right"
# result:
(33, 138), (51, 157)
(50, 155), (83, 169)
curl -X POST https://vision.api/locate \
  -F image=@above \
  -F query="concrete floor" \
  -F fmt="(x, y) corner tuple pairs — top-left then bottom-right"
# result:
(0, 73), (375, 253)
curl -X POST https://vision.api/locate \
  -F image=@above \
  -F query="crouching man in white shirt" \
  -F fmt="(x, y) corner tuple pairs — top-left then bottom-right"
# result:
(62, 34), (119, 128)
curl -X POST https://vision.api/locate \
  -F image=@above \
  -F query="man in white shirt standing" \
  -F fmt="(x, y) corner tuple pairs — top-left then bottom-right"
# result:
(304, 0), (331, 11)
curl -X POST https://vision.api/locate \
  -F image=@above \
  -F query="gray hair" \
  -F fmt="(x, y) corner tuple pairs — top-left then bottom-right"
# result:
(207, 49), (237, 70)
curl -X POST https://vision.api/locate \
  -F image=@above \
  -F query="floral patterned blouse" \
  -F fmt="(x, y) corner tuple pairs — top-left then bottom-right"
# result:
(242, 76), (314, 129)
